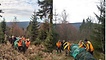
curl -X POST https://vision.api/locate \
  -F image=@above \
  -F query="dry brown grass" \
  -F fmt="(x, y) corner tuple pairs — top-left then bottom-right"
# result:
(0, 43), (74, 60)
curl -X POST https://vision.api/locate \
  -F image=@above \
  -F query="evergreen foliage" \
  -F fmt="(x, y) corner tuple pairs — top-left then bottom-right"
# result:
(37, 0), (55, 52)
(1, 18), (6, 34)
(0, 18), (6, 43)
(79, 18), (94, 39)
(44, 29), (53, 52)
(43, 24), (59, 52)
(28, 12), (39, 42)
(0, 28), (4, 43)
(91, 0), (105, 53)
(37, 0), (53, 24)
(38, 20), (49, 41)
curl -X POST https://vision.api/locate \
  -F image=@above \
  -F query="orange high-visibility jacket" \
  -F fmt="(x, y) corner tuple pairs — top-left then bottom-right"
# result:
(86, 41), (94, 52)
(26, 41), (30, 47)
(64, 42), (70, 51)
(79, 42), (85, 48)
(56, 41), (62, 48)
(67, 42), (71, 51)
(18, 40), (22, 46)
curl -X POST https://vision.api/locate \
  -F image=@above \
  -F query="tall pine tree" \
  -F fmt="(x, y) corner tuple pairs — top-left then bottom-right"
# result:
(37, 0), (53, 24)
(1, 18), (6, 34)
(44, 28), (54, 52)
(37, 0), (55, 52)
(38, 20), (49, 41)
(0, 27), (4, 43)
(92, 0), (105, 53)
(29, 12), (38, 42)
(0, 18), (6, 43)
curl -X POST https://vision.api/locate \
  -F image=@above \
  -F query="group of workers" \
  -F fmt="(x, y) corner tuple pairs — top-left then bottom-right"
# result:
(56, 40), (71, 56)
(56, 39), (94, 56)
(9, 36), (31, 53)
(78, 39), (94, 55)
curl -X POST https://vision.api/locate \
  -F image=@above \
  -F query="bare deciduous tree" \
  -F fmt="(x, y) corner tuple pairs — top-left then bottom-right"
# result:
(9, 17), (24, 36)
(56, 10), (78, 41)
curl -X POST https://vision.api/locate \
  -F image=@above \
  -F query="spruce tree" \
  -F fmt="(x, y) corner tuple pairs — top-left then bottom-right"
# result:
(38, 20), (49, 41)
(0, 18), (6, 43)
(44, 29), (53, 52)
(44, 24), (59, 52)
(1, 18), (6, 34)
(79, 18), (94, 39)
(37, 0), (53, 24)
(37, 0), (55, 52)
(80, 19), (85, 31)
(92, 0), (105, 53)
(30, 12), (38, 42)
(26, 21), (32, 37)
(0, 27), (4, 43)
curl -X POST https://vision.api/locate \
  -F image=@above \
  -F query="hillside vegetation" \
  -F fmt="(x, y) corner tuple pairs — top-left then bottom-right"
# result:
(0, 41), (74, 60)
(0, 0), (105, 60)
(0, 41), (105, 60)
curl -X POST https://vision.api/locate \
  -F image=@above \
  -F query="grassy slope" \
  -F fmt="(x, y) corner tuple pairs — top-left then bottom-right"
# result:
(94, 51), (105, 60)
(0, 42), (74, 60)
(0, 41), (104, 60)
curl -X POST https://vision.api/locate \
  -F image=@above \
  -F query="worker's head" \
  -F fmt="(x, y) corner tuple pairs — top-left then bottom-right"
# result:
(70, 43), (74, 46)
(12, 35), (14, 38)
(79, 40), (83, 43)
(80, 40), (82, 42)
(63, 40), (65, 42)
(18, 39), (21, 42)
(84, 39), (88, 43)
(27, 39), (30, 42)
(58, 40), (61, 42)
(21, 36), (24, 38)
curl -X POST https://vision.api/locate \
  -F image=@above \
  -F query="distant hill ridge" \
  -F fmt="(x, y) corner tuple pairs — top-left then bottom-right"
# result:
(6, 21), (82, 30)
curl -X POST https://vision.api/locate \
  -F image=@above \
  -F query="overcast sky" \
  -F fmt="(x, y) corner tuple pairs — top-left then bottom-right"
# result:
(0, 0), (38, 22)
(53, 0), (99, 23)
(0, 0), (99, 23)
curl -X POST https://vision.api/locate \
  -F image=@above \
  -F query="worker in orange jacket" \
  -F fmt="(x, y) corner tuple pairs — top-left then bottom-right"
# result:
(21, 36), (26, 41)
(84, 39), (94, 55)
(56, 40), (62, 53)
(25, 39), (30, 49)
(18, 39), (23, 52)
(78, 40), (86, 48)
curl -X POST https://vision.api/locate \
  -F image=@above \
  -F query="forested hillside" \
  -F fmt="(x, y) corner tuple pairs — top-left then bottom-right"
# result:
(0, 0), (105, 60)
